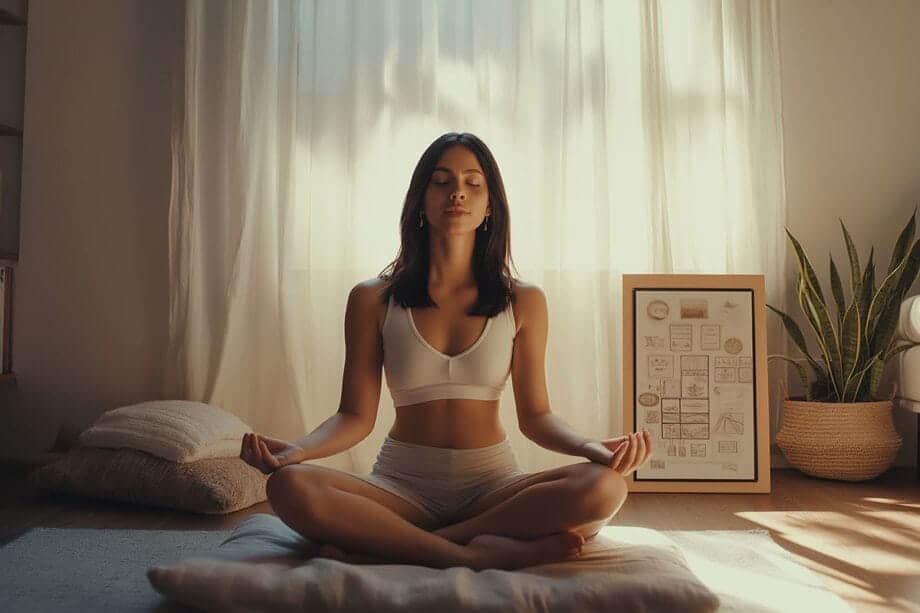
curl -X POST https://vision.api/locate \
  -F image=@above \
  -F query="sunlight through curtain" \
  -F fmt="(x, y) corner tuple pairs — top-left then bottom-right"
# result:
(168, 0), (786, 474)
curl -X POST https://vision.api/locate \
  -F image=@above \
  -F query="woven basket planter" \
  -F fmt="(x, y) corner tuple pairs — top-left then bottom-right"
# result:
(776, 400), (902, 481)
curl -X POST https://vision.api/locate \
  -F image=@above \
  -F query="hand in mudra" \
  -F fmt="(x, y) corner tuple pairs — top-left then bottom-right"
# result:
(581, 430), (653, 476)
(240, 432), (304, 474)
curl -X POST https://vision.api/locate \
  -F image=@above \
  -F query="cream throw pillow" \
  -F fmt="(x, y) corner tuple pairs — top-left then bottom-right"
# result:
(78, 400), (251, 463)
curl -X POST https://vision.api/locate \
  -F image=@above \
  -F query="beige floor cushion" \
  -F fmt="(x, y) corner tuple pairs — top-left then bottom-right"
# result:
(32, 446), (268, 515)
(148, 513), (720, 612)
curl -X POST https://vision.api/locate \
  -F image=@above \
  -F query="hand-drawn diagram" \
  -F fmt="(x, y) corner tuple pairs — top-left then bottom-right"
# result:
(680, 300), (709, 319)
(647, 300), (670, 320)
(714, 412), (744, 435)
(669, 325), (692, 352)
(700, 324), (721, 350)
(634, 289), (756, 481)
(724, 337), (744, 355)
(648, 355), (674, 378)
(662, 378), (681, 398)
(644, 335), (666, 349)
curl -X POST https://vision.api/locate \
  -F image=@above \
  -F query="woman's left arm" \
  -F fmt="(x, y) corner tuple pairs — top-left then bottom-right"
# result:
(511, 284), (644, 467)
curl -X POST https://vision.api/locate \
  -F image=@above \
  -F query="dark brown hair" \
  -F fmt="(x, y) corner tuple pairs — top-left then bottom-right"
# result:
(378, 132), (519, 317)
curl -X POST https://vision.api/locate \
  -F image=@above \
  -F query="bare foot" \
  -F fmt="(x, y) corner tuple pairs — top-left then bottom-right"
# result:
(464, 531), (584, 570)
(316, 544), (389, 565)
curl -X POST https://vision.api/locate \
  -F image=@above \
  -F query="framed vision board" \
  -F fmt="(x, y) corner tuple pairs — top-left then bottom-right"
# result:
(622, 274), (771, 493)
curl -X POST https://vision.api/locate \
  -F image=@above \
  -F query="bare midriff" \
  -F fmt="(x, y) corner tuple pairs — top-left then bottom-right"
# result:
(388, 399), (507, 449)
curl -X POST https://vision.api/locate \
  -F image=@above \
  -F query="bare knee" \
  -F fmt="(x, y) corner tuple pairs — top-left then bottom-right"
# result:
(266, 466), (325, 520)
(568, 464), (628, 523)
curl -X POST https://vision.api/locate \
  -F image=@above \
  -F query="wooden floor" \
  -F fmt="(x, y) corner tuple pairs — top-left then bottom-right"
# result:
(1, 463), (917, 613)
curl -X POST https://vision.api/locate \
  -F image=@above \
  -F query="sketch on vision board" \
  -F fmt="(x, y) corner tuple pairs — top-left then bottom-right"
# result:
(636, 291), (756, 480)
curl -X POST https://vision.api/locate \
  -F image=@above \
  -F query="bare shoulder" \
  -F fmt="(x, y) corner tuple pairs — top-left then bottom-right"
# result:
(511, 281), (548, 332)
(349, 278), (389, 334)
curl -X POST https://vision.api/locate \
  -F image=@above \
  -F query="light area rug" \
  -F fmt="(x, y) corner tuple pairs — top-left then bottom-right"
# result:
(0, 525), (851, 613)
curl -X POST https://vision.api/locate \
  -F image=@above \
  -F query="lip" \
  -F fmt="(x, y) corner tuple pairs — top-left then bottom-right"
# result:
(444, 207), (469, 216)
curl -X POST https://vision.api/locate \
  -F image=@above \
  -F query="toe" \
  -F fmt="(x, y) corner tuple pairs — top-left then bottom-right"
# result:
(561, 530), (585, 550)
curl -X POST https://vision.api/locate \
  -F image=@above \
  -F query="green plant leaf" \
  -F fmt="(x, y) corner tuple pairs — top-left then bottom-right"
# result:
(796, 274), (839, 398)
(859, 247), (876, 330)
(829, 255), (846, 331)
(787, 228), (826, 306)
(866, 357), (887, 400)
(871, 236), (920, 358)
(841, 219), (862, 299)
(839, 299), (862, 398)
(768, 355), (813, 401)
(786, 229), (844, 397)
(866, 256), (904, 336)
(886, 209), (916, 275)
(766, 304), (825, 376)
(847, 352), (882, 402)
(883, 341), (920, 363)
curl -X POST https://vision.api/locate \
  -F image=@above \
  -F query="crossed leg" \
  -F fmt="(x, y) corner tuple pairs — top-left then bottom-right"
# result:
(265, 460), (627, 568)
(435, 460), (629, 545)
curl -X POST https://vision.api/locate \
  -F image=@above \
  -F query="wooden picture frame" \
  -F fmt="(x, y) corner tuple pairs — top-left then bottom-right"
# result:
(622, 274), (771, 493)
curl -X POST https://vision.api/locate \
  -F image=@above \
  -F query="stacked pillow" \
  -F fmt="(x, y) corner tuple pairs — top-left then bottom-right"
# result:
(78, 400), (252, 462)
(31, 401), (270, 514)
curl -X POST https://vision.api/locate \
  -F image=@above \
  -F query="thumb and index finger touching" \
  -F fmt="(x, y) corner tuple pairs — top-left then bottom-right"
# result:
(240, 432), (283, 473)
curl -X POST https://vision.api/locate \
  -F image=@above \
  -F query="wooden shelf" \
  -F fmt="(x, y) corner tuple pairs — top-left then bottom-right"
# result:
(0, 124), (23, 138)
(0, 372), (17, 384)
(0, 8), (26, 26)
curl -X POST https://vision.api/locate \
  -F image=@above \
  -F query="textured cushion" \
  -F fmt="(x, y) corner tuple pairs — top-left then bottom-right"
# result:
(148, 513), (720, 612)
(31, 446), (268, 515)
(78, 400), (251, 463)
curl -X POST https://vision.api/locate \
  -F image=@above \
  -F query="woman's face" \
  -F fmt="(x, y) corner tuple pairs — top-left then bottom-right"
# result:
(422, 145), (490, 235)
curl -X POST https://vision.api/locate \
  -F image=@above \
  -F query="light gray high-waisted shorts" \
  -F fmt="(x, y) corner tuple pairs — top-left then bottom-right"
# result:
(354, 435), (533, 527)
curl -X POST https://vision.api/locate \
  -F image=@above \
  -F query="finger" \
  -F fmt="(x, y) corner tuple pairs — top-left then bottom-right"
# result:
(251, 434), (266, 467)
(642, 430), (653, 462)
(261, 440), (279, 468)
(241, 434), (256, 464)
(632, 431), (646, 471)
(610, 438), (629, 469)
(623, 434), (638, 472)
(612, 436), (632, 471)
(240, 433), (249, 457)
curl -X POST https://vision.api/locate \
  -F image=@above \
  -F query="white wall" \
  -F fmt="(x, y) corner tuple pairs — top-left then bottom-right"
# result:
(0, 0), (181, 460)
(1, 0), (918, 467)
(780, 0), (920, 467)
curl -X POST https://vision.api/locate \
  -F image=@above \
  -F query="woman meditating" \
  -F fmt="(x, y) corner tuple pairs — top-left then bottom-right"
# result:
(240, 132), (652, 571)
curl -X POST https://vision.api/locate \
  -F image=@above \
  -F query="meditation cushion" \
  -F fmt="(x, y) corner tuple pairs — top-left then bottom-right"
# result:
(31, 446), (267, 514)
(148, 513), (720, 612)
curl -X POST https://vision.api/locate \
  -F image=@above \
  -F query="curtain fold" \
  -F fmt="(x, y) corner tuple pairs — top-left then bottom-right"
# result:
(168, 0), (787, 474)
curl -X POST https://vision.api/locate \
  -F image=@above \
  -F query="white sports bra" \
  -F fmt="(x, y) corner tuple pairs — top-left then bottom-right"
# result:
(381, 294), (517, 407)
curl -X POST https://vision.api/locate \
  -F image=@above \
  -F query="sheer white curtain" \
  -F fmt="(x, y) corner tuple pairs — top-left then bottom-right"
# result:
(167, 0), (787, 474)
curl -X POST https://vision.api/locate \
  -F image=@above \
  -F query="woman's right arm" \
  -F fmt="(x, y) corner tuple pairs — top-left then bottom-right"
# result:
(242, 281), (385, 471)
(290, 280), (385, 461)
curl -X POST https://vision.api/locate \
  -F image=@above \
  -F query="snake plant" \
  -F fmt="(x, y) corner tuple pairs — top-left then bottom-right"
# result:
(767, 210), (920, 402)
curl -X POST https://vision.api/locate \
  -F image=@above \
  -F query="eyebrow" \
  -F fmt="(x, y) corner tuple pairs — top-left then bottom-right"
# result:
(433, 166), (483, 175)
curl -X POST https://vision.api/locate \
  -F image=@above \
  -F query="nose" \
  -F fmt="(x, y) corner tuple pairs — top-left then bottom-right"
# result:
(450, 192), (466, 202)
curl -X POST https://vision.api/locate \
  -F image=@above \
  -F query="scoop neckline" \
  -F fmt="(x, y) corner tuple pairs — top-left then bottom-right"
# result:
(406, 307), (492, 360)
